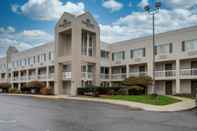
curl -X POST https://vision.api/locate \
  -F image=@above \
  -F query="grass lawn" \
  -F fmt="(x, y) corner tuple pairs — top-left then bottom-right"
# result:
(101, 95), (181, 105)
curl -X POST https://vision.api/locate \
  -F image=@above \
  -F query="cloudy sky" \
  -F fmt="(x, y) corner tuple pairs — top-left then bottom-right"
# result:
(0, 0), (197, 56)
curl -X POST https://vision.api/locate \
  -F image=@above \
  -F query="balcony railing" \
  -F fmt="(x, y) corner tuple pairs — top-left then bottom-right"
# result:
(62, 72), (72, 80)
(13, 77), (19, 81)
(29, 75), (37, 81)
(128, 72), (147, 77)
(21, 76), (27, 81)
(111, 73), (126, 80)
(48, 73), (54, 79)
(82, 72), (93, 80)
(100, 73), (110, 80)
(38, 74), (47, 80)
(180, 68), (197, 77)
(155, 70), (176, 78)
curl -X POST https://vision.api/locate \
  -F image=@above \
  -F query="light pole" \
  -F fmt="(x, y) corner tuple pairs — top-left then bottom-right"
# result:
(144, 0), (161, 94)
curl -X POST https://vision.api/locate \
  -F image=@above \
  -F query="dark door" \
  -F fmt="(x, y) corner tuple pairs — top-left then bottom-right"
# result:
(165, 63), (173, 77)
(139, 65), (145, 76)
(165, 81), (173, 95)
(191, 80), (197, 97)
(191, 61), (197, 75)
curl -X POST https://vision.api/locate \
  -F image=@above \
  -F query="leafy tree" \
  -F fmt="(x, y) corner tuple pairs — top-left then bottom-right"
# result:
(122, 76), (153, 95)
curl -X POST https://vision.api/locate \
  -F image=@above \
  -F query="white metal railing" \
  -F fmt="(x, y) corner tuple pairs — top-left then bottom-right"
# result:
(63, 72), (72, 80)
(29, 75), (37, 81)
(111, 73), (126, 80)
(38, 74), (47, 80)
(155, 70), (176, 78)
(180, 68), (197, 77)
(82, 72), (93, 80)
(100, 73), (110, 79)
(13, 77), (19, 81)
(128, 72), (147, 77)
(21, 76), (27, 81)
(48, 73), (54, 79)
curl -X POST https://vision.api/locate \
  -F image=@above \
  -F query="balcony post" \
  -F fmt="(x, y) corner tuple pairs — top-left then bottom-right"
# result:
(35, 68), (38, 80)
(46, 66), (49, 80)
(26, 70), (29, 81)
(126, 64), (130, 78)
(176, 59), (180, 94)
(18, 70), (21, 82)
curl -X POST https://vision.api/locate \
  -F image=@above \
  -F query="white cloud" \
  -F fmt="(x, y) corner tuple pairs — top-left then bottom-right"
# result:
(138, 0), (149, 8)
(12, 0), (85, 21)
(100, 8), (197, 43)
(22, 30), (49, 37)
(102, 0), (123, 11)
(0, 26), (53, 56)
(164, 0), (197, 9)
(0, 26), (15, 34)
(0, 38), (32, 57)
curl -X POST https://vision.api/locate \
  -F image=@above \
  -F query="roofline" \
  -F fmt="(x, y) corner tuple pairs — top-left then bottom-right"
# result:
(110, 25), (197, 45)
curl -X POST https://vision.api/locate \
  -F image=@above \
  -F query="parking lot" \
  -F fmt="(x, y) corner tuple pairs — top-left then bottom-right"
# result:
(0, 95), (197, 131)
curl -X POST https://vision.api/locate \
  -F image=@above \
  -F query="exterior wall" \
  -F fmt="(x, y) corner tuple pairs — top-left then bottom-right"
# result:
(180, 80), (191, 94)
(0, 12), (197, 96)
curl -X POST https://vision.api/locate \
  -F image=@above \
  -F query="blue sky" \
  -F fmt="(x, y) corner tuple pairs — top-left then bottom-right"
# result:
(0, 0), (197, 56)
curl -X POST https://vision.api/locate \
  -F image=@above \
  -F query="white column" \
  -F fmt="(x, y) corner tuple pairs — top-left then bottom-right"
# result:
(176, 59), (181, 94)
(46, 66), (49, 88)
(18, 71), (21, 90)
(35, 68), (38, 80)
(46, 66), (49, 80)
(26, 70), (29, 81)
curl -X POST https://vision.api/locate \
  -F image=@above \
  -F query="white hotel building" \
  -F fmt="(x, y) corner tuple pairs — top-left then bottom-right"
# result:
(1, 12), (197, 96)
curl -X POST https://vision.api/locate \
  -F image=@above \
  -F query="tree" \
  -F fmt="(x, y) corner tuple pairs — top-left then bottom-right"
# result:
(122, 76), (153, 95)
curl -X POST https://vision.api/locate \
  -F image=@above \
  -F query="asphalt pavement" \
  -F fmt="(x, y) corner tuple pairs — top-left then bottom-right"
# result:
(0, 95), (197, 131)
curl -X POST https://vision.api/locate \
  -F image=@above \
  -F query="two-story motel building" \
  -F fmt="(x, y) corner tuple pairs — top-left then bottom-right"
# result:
(0, 12), (197, 96)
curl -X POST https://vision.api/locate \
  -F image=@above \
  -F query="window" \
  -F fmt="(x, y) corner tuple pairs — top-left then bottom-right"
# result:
(155, 43), (172, 55)
(28, 58), (30, 65)
(112, 51), (125, 61)
(183, 39), (197, 52)
(101, 50), (109, 59)
(130, 48), (145, 58)
(37, 55), (40, 63)
(44, 53), (46, 61)
(33, 56), (36, 64)
(49, 51), (51, 60)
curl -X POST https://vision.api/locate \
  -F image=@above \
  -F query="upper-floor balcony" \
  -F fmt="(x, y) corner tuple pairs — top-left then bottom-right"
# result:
(82, 72), (93, 80)
(62, 72), (72, 80)
(128, 72), (147, 77)
(155, 70), (176, 79)
(48, 73), (55, 80)
(100, 73), (110, 80)
(180, 68), (197, 79)
(38, 74), (47, 80)
(111, 73), (126, 81)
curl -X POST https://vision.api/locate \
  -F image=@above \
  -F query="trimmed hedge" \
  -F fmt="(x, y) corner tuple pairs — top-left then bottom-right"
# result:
(77, 86), (125, 96)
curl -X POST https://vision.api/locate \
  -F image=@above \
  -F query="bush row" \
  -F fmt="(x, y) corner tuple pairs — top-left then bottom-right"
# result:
(77, 86), (145, 96)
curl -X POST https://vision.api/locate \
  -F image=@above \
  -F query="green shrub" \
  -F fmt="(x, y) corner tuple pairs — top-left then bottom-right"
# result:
(77, 86), (127, 96)
(8, 88), (20, 93)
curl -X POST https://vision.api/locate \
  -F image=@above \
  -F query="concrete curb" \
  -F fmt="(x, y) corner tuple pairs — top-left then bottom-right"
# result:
(1, 93), (196, 112)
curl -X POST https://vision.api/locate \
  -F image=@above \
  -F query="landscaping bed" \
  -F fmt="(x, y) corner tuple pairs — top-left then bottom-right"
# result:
(101, 95), (181, 105)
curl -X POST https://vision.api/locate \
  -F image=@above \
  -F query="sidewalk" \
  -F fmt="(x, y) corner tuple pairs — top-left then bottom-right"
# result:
(3, 93), (196, 112)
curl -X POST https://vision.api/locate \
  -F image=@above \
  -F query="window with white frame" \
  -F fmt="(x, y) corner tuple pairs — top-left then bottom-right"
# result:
(112, 51), (125, 61)
(155, 43), (172, 55)
(182, 39), (197, 52)
(130, 48), (145, 58)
